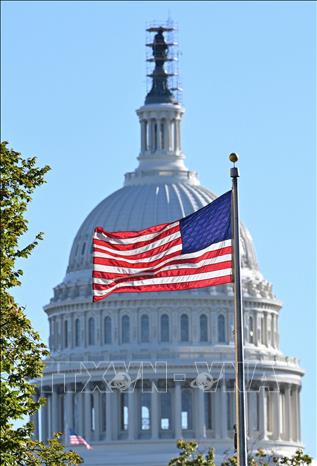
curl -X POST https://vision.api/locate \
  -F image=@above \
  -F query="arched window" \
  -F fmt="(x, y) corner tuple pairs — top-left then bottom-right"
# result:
(104, 316), (112, 344)
(218, 314), (226, 343)
(140, 393), (151, 431)
(181, 389), (193, 430)
(141, 315), (149, 343)
(180, 314), (189, 342)
(64, 320), (68, 348)
(160, 314), (169, 342)
(122, 315), (130, 343)
(75, 319), (80, 347)
(249, 316), (254, 344)
(88, 317), (95, 345)
(200, 314), (208, 342)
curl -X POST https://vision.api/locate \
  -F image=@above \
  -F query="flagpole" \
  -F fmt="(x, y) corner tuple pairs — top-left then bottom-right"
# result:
(229, 153), (248, 466)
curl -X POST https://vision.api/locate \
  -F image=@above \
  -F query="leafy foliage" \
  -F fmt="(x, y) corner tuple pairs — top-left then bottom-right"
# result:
(0, 142), (82, 464)
(169, 440), (312, 466)
(168, 440), (216, 466)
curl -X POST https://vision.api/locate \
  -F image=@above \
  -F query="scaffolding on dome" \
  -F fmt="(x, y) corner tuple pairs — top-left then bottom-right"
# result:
(145, 19), (183, 104)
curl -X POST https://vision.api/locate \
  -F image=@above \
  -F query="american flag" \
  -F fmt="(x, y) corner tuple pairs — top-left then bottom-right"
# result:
(69, 430), (92, 450)
(92, 190), (233, 302)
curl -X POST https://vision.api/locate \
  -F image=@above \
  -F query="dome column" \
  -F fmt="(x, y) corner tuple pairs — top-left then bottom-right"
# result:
(272, 388), (281, 441)
(157, 119), (163, 150)
(47, 395), (52, 438)
(128, 390), (136, 440)
(112, 390), (120, 440)
(51, 387), (59, 435)
(259, 387), (268, 440)
(30, 392), (40, 440)
(174, 382), (182, 438)
(64, 387), (73, 444)
(295, 386), (301, 442)
(150, 120), (155, 152)
(284, 385), (291, 441)
(174, 118), (181, 153)
(294, 386), (300, 442)
(214, 385), (221, 438)
(30, 409), (39, 440)
(151, 381), (159, 439)
(195, 387), (206, 438)
(215, 380), (228, 439)
(40, 394), (49, 441)
(220, 380), (228, 439)
(290, 386), (297, 442)
(77, 389), (84, 436)
(105, 391), (112, 441)
(140, 120), (146, 152)
(166, 116), (172, 152)
(93, 390), (101, 441)
(298, 387), (301, 442)
(84, 388), (91, 441)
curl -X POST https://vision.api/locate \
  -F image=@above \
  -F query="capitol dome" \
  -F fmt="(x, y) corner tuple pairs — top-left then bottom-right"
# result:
(32, 24), (304, 466)
(66, 177), (259, 279)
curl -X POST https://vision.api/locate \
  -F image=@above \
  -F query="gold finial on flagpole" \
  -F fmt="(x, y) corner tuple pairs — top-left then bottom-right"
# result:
(229, 152), (239, 164)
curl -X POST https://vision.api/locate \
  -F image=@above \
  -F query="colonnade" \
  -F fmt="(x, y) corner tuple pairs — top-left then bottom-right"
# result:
(31, 381), (301, 446)
(140, 118), (181, 153)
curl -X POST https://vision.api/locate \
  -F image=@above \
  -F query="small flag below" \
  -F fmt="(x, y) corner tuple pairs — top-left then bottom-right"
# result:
(92, 190), (233, 301)
(69, 430), (92, 450)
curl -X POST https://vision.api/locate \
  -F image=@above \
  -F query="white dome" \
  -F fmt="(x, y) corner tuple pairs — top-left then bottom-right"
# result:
(66, 179), (259, 276)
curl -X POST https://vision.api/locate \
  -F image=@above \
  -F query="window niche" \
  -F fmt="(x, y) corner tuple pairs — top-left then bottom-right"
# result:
(88, 317), (95, 346)
(140, 314), (150, 343)
(122, 315), (130, 344)
(200, 314), (208, 342)
(104, 316), (112, 344)
(64, 320), (68, 348)
(180, 314), (189, 342)
(75, 318), (80, 347)
(160, 314), (169, 342)
(217, 314), (226, 343)
(249, 315), (254, 344)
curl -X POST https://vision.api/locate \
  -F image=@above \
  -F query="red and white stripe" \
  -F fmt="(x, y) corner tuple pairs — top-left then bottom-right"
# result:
(92, 222), (233, 301)
(69, 433), (92, 450)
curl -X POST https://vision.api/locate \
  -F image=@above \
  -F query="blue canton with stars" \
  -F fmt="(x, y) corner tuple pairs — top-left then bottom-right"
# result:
(180, 191), (232, 254)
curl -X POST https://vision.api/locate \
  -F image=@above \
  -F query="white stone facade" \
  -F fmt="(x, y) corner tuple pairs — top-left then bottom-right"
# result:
(32, 87), (304, 466)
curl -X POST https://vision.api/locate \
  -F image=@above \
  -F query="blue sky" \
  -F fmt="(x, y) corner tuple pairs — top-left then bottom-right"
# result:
(2, 0), (316, 457)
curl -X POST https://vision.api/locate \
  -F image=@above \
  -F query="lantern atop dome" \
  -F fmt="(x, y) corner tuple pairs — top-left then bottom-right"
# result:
(145, 22), (181, 105)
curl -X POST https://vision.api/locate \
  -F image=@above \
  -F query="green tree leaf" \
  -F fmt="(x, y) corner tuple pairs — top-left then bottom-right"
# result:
(0, 142), (82, 465)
